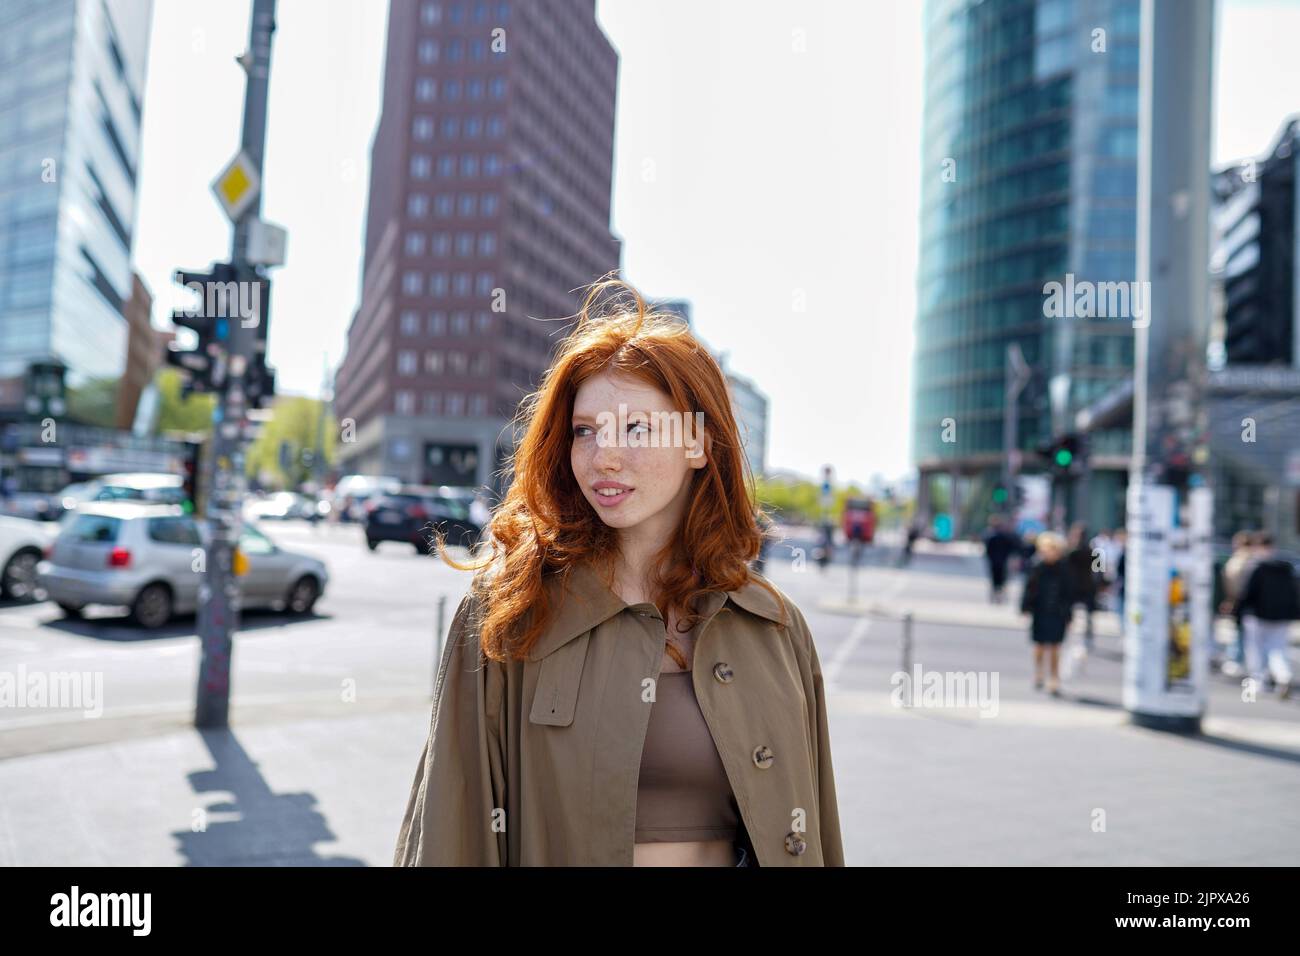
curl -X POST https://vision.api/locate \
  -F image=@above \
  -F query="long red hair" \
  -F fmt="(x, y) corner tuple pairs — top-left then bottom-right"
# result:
(435, 274), (784, 663)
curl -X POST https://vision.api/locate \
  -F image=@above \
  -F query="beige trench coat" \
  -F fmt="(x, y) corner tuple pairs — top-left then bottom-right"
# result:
(394, 560), (844, 866)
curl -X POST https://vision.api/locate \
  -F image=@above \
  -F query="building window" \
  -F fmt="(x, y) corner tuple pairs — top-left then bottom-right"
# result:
(448, 351), (468, 374)
(482, 194), (499, 215)
(475, 271), (494, 295)
(429, 272), (449, 297)
(421, 1), (442, 26)
(465, 116), (483, 138)
(477, 232), (496, 255)
(423, 392), (441, 415)
(407, 194), (429, 218)
(452, 311), (470, 334)
(467, 78), (484, 101)
(434, 193), (454, 217)
(437, 155), (456, 177)
(460, 154), (479, 177)
(472, 352), (491, 375)
(428, 311), (447, 334)
(425, 350), (444, 373)
(473, 1), (488, 23)
(411, 155), (432, 178)
(401, 310), (421, 335)
(446, 393), (465, 416)
(432, 232), (451, 255)
(441, 116), (460, 139)
(415, 78), (436, 102)
(413, 116), (434, 141)
(453, 272), (472, 296)
(418, 39), (439, 64)
(456, 232), (474, 257)
(398, 349), (418, 375)
(469, 394), (487, 416)
(396, 390), (416, 414)
(402, 271), (423, 295)
(458, 194), (476, 217)
(483, 154), (501, 176)
(405, 231), (426, 255)
(475, 312), (493, 333)
(445, 79), (462, 101)
(471, 39), (486, 61)
(486, 116), (503, 137)
(449, 1), (465, 24)
(489, 77), (505, 99)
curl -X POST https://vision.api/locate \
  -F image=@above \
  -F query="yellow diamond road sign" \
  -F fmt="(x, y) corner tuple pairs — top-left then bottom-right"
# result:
(211, 151), (260, 222)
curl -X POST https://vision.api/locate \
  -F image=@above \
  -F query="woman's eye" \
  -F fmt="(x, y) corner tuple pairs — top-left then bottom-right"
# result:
(573, 425), (591, 437)
(628, 421), (650, 434)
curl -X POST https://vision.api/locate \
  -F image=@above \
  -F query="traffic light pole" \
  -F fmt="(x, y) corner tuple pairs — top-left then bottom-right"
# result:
(195, 0), (277, 729)
(1124, 0), (1214, 734)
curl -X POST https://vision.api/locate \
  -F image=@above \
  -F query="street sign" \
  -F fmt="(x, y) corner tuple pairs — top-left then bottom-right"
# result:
(246, 218), (287, 266)
(211, 151), (261, 222)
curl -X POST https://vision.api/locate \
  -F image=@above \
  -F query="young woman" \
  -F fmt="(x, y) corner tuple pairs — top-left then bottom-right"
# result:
(394, 277), (844, 867)
(1019, 531), (1075, 696)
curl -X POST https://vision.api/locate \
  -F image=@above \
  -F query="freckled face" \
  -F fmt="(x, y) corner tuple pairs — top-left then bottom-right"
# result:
(570, 370), (708, 534)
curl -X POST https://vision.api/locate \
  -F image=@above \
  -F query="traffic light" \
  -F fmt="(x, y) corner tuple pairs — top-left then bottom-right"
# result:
(166, 262), (238, 394)
(180, 440), (204, 515)
(992, 483), (1009, 506)
(1038, 432), (1089, 478)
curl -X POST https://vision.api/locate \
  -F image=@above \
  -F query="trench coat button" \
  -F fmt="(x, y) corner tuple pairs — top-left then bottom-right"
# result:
(752, 744), (774, 769)
(713, 662), (734, 684)
(784, 832), (807, 856)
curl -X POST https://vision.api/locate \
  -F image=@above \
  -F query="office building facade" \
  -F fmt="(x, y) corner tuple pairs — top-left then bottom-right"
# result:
(333, 0), (621, 493)
(912, 0), (1140, 533)
(0, 0), (153, 407)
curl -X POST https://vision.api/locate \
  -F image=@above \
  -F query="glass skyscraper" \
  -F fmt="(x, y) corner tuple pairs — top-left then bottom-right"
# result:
(913, 0), (1139, 533)
(0, 0), (153, 391)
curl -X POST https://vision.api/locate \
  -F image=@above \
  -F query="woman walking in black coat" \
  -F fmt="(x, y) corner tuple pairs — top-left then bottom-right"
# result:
(1020, 531), (1075, 696)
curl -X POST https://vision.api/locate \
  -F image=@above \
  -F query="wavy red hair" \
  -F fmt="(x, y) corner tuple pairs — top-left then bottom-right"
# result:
(434, 274), (784, 663)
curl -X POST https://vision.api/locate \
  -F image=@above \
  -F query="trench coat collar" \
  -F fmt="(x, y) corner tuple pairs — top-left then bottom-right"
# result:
(525, 560), (786, 662)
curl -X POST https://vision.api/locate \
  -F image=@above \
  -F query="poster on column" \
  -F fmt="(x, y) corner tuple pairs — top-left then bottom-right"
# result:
(1122, 482), (1209, 718)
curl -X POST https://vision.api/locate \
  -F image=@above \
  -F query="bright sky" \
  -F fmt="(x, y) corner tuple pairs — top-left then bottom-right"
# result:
(132, 0), (1300, 490)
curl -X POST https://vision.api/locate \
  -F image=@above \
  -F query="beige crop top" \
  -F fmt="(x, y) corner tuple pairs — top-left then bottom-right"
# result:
(634, 662), (741, 844)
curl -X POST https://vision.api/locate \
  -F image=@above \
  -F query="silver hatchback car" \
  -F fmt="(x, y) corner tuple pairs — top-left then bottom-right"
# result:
(38, 502), (329, 629)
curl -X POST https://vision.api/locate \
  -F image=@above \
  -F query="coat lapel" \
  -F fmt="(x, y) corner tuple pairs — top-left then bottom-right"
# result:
(525, 561), (788, 661)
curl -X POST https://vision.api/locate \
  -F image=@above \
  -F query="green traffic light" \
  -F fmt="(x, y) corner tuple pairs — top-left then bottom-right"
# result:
(1055, 449), (1073, 467)
(992, 487), (1008, 503)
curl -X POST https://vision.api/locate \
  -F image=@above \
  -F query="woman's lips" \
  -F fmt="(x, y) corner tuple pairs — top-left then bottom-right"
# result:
(594, 488), (633, 507)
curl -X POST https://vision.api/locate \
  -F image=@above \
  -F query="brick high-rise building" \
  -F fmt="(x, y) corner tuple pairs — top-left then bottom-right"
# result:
(334, 0), (621, 494)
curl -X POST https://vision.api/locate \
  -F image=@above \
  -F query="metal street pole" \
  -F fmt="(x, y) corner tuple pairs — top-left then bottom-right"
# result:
(1125, 0), (1214, 734)
(195, 0), (278, 728)
(1002, 343), (1031, 513)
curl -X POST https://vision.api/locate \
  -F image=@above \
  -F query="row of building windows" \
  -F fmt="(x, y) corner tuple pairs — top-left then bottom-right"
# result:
(401, 269), (496, 298)
(395, 389), (490, 417)
(412, 112), (504, 140)
(406, 190), (501, 218)
(404, 229), (497, 257)
(412, 72), (507, 103)
(409, 152), (505, 179)
(399, 308), (494, 336)
(397, 348), (492, 376)
(420, 1), (510, 29)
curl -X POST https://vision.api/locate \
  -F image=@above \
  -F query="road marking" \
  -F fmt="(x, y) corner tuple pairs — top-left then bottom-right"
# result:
(824, 616), (871, 694)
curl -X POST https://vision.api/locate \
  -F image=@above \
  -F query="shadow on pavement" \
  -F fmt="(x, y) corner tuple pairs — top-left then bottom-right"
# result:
(40, 608), (332, 642)
(174, 727), (364, 866)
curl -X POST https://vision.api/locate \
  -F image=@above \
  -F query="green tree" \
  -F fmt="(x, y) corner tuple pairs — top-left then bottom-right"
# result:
(245, 396), (336, 489)
(153, 368), (216, 435)
(65, 376), (119, 427)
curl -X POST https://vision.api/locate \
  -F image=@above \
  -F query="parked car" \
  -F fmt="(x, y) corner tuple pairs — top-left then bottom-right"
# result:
(244, 491), (317, 522)
(364, 486), (482, 554)
(37, 503), (328, 629)
(0, 514), (59, 601)
(54, 473), (186, 518)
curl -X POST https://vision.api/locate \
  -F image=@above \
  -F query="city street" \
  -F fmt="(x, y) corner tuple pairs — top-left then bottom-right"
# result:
(1, 520), (1296, 865)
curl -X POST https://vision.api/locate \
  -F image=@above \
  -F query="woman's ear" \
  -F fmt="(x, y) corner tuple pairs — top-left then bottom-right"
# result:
(686, 427), (711, 470)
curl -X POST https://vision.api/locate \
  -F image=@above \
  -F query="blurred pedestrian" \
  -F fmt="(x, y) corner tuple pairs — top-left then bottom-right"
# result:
(1219, 530), (1260, 676)
(1112, 527), (1128, 623)
(982, 514), (1019, 604)
(1066, 523), (1099, 649)
(1231, 531), (1296, 699)
(1020, 530), (1074, 696)
(900, 520), (921, 568)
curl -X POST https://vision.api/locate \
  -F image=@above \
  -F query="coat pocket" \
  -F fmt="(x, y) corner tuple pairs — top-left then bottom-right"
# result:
(528, 632), (591, 727)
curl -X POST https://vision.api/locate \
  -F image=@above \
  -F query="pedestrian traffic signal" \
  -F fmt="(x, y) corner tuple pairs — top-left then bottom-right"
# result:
(1039, 432), (1088, 478)
(166, 262), (239, 394)
(992, 483), (1009, 505)
(179, 440), (203, 515)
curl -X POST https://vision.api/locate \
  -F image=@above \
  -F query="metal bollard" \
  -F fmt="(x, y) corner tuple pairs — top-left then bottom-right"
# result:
(901, 611), (914, 707)
(434, 594), (447, 697)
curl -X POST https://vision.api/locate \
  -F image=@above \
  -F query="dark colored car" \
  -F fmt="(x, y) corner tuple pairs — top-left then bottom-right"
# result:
(364, 487), (481, 554)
